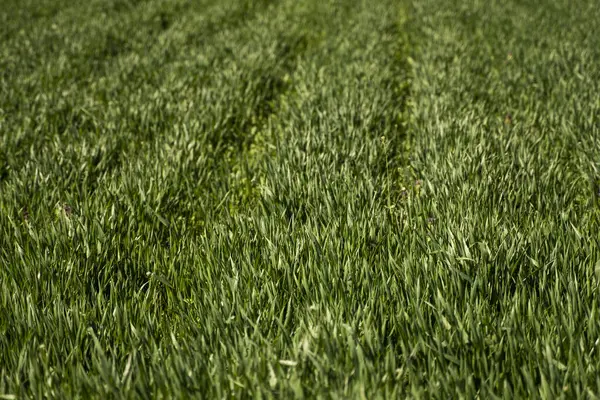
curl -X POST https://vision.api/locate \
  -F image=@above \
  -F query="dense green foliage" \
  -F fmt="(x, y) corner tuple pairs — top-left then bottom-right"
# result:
(1, 0), (599, 397)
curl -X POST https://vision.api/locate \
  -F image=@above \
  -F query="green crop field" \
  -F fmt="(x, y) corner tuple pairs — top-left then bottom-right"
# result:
(1, 0), (599, 397)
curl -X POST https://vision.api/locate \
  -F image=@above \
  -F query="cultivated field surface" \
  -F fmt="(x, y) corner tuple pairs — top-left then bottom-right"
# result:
(1, 0), (600, 398)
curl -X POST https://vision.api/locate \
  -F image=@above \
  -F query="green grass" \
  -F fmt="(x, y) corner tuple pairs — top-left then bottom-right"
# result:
(1, 0), (599, 397)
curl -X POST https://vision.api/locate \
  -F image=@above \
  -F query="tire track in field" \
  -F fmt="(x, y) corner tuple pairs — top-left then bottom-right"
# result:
(91, 1), (320, 237)
(87, 0), (308, 191)
(232, 0), (413, 215)
(175, 1), (414, 388)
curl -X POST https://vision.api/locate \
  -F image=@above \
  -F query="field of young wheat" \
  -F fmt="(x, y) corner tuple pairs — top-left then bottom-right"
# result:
(1, 0), (599, 397)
